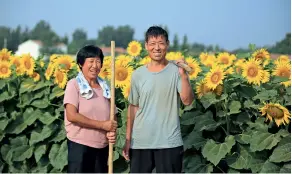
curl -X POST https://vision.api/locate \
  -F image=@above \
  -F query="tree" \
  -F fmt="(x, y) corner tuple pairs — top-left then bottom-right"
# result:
(268, 33), (291, 54)
(68, 29), (88, 54)
(181, 35), (189, 52)
(171, 34), (179, 51)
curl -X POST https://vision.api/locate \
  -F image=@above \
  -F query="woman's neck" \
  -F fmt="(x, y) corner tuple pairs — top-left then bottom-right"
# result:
(84, 76), (100, 88)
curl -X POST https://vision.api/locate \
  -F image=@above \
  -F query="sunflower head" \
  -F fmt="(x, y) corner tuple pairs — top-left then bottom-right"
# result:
(139, 55), (151, 65)
(252, 48), (270, 62)
(275, 55), (290, 66)
(166, 52), (183, 61)
(0, 48), (11, 62)
(242, 58), (263, 86)
(99, 57), (111, 79)
(55, 55), (74, 72)
(260, 103), (290, 127)
(50, 54), (60, 63)
(196, 80), (212, 99)
(204, 66), (226, 90)
(122, 82), (131, 99)
(30, 72), (41, 82)
(214, 84), (223, 96)
(116, 54), (132, 66)
(261, 70), (270, 84)
(203, 55), (217, 67)
(0, 61), (12, 79)
(108, 63), (133, 88)
(226, 67), (234, 75)
(272, 60), (291, 79)
(185, 57), (202, 80)
(54, 69), (68, 89)
(21, 54), (35, 75)
(127, 41), (142, 57)
(45, 62), (56, 80)
(199, 52), (209, 64)
(39, 60), (45, 68)
(216, 52), (236, 68)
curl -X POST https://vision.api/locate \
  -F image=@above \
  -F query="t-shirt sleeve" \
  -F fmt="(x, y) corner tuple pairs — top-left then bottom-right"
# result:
(177, 75), (182, 93)
(128, 73), (139, 106)
(63, 80), (79, 109)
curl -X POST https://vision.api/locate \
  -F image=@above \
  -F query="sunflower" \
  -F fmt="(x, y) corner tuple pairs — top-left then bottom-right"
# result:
(45, 62), (55, 80)
(202, 55), (217, 67)
(262, 70), (270, 83)
(252, 48), (270, 63)
(10, 56), (24, 76)
(242, 58), (263, 86)
(281, 77), (291, 87)
(50, 54), (60, 64)
(55, 55), (74, 72)
(139, 55), (151, 65)
(196, 80), (212, 99)
(226, 67), (234, 75)
(0, 61), (12, 79)
(234, 59), (245, 74)
(272, 61), (291, 87)
(40, 60), (45, 68)
(122, 83), (131, 99)
(99, 57), (111, 79)
(275, 55), (290, 66)
(185, 57), (201, 80)
(0, 48), (11, 62)
(199, 52), (209, 64)
(260, 103), (290, 127)
(30, 72), (41, 82)
(214, 84), (223, 96)
(54, 69), (68, 89)
(109, 64), (133, 88)
(127, 41), (142, 57)
(166, 52), (183, 61)
(116, 54), (132, 66)
(216, 52), (236, 68)
(205, 66), (226, 90)
(22, 54), (35, 75)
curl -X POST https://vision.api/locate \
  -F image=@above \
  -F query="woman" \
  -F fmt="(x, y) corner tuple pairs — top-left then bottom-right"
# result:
(63, 45), (117, 173)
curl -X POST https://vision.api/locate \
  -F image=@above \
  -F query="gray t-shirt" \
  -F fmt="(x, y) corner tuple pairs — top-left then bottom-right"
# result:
(128, 62), (183, 149)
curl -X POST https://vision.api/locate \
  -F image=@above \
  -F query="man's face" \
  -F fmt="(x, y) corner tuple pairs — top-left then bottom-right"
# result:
(145, 36), (169, 61)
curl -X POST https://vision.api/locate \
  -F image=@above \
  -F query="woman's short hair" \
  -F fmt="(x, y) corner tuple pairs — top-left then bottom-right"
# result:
(76, 45), (104, 68)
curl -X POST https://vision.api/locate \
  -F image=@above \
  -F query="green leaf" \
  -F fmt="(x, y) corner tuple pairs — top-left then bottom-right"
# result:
(33, 87), (50, 100)
(34, 144), (47, 163)
(23, 107), (40, 126)
(260, 161), (281, 173)
(48, 127), (66, 143)
(228, 101), (241, 115)
(0, 112), (9, 131)
(38, 112), (56, 125)
(184, 154), (213, 173)
(115, 126), (126, 149)
(114, 150), (119, 161)
(250, 131), (281, 152)
(50, 86), (65, 100)
(231, 112), (250, 126)
(249, 151), (269, 173)
(0, 91), (12, 102)
(10, 136), (28, 146)
(200, 93), (217, 109)
(271, 76), (289, 84)
(226, 145), (252, 169)
(181, 110), (201, 125)
(269, 136), (291, 163)
(33, 81), (47, 91)
(0, 132), (4, 141)
(237, 85), (257, 98)
(49, 140), (68, 170)
(5, 112), (28, 134)
(12, 145), (34, 161)
(1, 144), (13, 165)
(253, 89), (278, 101)
(17, 92), (34, 108)
(279, 163), (291, 173)
(183, 129), (206, 150)
(29, 124), (55, 145)
(0, 79), (6, 89)
(31, 98), (49, 109)
(202, 135), (236, 166)
(193, 111), (224, 131)
(244, 100), (258, 109)
(277, 129), (290, 138)
(19, 78), (35, 94)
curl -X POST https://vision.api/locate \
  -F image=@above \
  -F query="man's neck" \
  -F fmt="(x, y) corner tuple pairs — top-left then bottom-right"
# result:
(147, 58), (168, 72)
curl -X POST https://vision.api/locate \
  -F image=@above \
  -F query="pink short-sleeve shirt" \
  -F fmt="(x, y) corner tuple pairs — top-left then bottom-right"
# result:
(63, 79), (112, 148)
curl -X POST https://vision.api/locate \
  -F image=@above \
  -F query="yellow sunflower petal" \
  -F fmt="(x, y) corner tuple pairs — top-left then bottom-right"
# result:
(205, 66), (226, 90)
(242, 58), (263, 86)
(0, 48), (12, 62)
(185, 57), (202, 80)
(22, 54), (35, 75)
(127, 41), (142, 57)
(0, 61), (12, 79)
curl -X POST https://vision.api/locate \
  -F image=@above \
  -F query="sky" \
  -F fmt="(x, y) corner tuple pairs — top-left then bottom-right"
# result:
(1, 0), (291, 50)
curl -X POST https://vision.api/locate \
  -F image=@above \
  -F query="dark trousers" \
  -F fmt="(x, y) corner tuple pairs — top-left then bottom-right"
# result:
(129, 146), (184, 173)
(67, 139), (108, 173)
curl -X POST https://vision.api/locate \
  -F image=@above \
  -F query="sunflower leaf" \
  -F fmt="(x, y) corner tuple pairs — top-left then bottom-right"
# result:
(228, 101), (241, 115)
(253, 89), (278, 101)
(49, 140), (68, 170)
(279, 163), (291, 173)
(249, 131), (281, 152)
(184, 154), (214, 173)
(183, 129), (206, 150)
(226, 144), (253, 169)
(269, 136), (291, 163)
(19, 78), (35, 94)
(202, 135), (236, 166)
(259, 161), (281, 173)
(31, 98), (49, 109)
(50, 86), (65, 100)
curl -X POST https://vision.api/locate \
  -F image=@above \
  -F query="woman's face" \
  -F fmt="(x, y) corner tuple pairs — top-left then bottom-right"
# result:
(81, 57), (102, 79)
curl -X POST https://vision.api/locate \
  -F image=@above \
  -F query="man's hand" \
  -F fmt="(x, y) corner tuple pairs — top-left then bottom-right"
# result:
(175, 59), (189, 77)
(106, 131), (116, 144)
(122, 140), (131, 161)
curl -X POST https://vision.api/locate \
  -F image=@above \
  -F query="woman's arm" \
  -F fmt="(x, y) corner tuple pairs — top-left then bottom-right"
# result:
(66, 104), (117, 132)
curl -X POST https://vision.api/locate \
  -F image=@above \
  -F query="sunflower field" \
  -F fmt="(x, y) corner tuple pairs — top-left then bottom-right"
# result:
(0, 40), (291, 173)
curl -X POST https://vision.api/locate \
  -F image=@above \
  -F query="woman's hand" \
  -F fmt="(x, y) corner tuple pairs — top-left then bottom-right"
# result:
(102, 120), (117, 131)
(106, 131), (116, 144)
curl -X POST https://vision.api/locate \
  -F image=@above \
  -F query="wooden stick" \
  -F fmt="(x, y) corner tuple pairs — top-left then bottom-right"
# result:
(108, 41), (115, 174)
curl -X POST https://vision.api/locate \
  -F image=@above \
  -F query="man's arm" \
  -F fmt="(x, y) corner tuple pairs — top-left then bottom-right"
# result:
(125, 104), (139, 142)
(179, 74), (195, 106)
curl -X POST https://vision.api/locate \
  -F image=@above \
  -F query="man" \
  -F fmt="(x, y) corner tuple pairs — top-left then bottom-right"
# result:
(122, 26), (194, 173)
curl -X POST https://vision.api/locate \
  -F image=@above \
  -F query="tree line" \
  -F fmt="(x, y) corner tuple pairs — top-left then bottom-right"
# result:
(0, 20), (290, 55)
